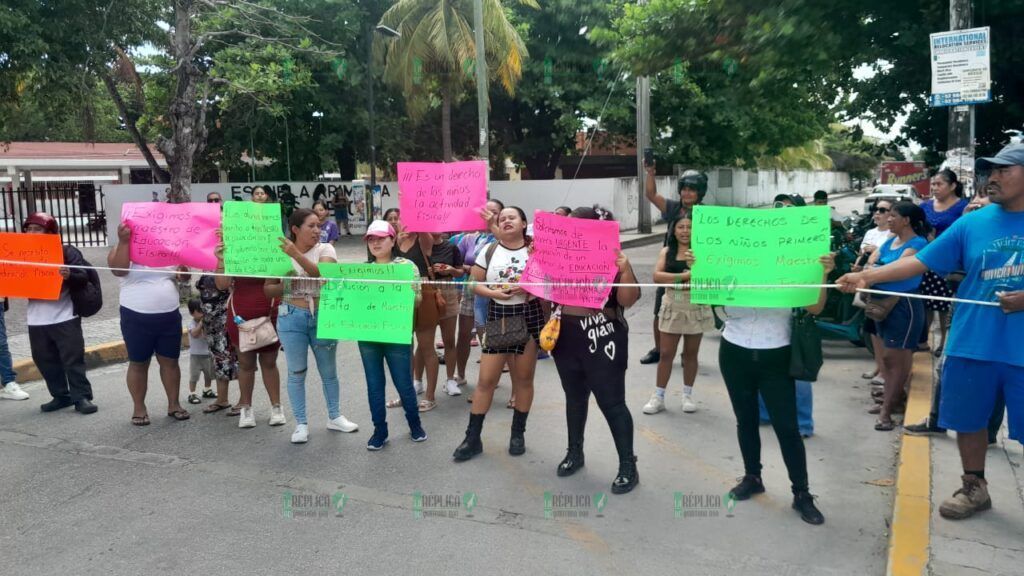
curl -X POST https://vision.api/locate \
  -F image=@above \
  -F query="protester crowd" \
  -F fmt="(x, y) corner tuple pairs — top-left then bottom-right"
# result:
(2, 144), (1022, 527)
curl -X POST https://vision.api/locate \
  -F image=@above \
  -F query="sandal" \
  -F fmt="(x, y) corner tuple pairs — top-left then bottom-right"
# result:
(867, 404), (881, 414)
(874, 419), (895, 431)
(203, 402), (231, 414)
(167, 409), (191, 421)
(386, 398), (403, 409)
(201, 388), (217, 399)
(187, 394), (202, 405)
(226, 405), (241, 417)
(131, 414), (150, 426)
(507, 397), (515, 410)
(418, 399), (436, 412)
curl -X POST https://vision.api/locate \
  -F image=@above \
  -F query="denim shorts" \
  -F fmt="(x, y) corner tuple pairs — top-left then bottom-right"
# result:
(939, 356), (1022, 441)
(878, 296), (924, 350)
(120, 306), (183, 362)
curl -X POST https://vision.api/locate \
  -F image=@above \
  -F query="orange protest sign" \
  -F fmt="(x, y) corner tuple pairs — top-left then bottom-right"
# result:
(0, 232), (65, 300)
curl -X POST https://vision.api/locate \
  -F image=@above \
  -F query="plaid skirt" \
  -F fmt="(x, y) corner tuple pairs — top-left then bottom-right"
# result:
(482, 299), (545, 355)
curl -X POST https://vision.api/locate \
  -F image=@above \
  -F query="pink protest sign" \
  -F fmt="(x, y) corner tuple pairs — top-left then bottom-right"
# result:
(397, 161), (489, 232)
(121, 202), (222, 271)
(521, 211), (620, 308)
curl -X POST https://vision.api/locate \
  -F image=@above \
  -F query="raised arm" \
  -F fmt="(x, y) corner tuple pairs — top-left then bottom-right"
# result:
(107, 223), (132, 277)
(644, 165), (668, 215)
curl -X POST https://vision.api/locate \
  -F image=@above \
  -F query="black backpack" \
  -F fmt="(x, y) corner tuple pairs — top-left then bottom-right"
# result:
(63, 246), (103, 318)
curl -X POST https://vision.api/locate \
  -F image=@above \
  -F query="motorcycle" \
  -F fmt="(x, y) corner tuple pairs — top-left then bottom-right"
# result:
(815, 210), (874, 355)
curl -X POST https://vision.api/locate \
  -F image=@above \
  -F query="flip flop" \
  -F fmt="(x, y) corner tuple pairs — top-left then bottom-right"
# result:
(131, 415), (150, 426)
(226, 405), (241, 417)
(418, 399), (436, 412)
(506, 398), (515, 410)
(867, 404), (881, 414)
(203, 402), (231, 414)
(167, 409), (191, 421)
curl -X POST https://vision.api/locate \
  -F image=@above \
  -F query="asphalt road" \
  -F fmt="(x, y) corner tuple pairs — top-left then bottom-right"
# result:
(0, 194), (901, 576)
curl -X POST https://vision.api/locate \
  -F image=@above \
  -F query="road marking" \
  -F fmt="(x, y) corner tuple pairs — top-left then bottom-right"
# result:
(887, 352), (933, 575)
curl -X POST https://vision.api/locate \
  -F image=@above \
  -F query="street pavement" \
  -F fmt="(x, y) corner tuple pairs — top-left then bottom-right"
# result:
(2, 191), (1017, 575)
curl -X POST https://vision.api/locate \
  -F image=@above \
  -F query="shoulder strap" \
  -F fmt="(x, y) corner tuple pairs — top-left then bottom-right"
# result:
(484, 241), (499, 268)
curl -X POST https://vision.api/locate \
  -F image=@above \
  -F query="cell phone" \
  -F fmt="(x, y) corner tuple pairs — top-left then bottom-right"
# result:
(643, 148), (655, 167)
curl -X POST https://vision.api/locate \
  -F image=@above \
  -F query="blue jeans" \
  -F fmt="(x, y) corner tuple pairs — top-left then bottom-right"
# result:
(357, 342), (420, 432)
(760, 380), (814, 436)
(277, 303), (340, 425)
(0, 308), (16, 384)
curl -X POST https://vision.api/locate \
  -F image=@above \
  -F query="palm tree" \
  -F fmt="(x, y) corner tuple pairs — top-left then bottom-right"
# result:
(378, 0), (538, 161)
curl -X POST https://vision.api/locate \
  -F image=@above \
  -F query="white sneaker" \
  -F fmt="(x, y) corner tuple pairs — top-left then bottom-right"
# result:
(268, 405), (286, 426)
(238, 407), (256, 428)
(327, 415), (359, 433)
(642, 393), (666, 415)
(0, 382), (29, 401)
(413, 380), (424, 395)
(682, 396), (697, 413)
(291, 424), (309, 444)
(444, 379), (462, 396)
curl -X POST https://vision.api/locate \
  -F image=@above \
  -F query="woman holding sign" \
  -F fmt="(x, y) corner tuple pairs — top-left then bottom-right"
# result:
(718, 246), (834, 526)
(453, 207), (543, 461)
(358, 220), (428, 450)
(644, 215), (715, 415)
(551, 207), (642, 494)
(265, 208), (359, 444)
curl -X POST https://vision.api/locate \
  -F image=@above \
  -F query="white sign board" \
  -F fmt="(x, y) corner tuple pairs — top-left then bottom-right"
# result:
(929, 26), (991, 107)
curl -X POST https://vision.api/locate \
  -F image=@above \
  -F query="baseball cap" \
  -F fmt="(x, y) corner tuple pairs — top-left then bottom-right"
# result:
(976, 142), (1024, 173)
(364, 220), (395, 239)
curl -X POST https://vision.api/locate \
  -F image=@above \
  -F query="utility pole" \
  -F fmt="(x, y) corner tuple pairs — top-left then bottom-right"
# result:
(948, 0), (974, 191)
(635, 0), (652, 233)
(473, 0), (489, 166)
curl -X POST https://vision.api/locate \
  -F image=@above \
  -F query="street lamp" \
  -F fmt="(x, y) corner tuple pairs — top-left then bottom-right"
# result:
(368, 24), (401, 222)
(312, 111), (324, 178)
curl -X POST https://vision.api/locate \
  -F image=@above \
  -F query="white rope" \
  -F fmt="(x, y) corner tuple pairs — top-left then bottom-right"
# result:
(0, 259), (1001, 307)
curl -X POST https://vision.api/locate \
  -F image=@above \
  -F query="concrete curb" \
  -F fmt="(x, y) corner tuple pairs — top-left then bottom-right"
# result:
(13, 331), (190, 384)
(886, 352), (934, 576)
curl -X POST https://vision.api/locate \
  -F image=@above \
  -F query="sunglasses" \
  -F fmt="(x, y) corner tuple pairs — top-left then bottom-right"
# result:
(874, 207), (889, 214)
(207, 198), (221, 203)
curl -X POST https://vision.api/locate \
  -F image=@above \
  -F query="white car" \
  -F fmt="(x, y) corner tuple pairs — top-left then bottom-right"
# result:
(864, 184), (920, 211)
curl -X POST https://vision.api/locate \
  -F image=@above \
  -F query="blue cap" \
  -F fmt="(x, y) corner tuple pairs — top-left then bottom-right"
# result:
(976, 142), (1024, 173)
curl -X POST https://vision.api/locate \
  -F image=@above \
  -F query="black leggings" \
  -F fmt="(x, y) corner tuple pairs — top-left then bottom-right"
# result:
(719, 338), (808, 493)
(552, 312), (634, 460)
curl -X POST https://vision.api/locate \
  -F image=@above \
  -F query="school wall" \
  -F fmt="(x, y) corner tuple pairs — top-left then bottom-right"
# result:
(102, 168), (849, 242)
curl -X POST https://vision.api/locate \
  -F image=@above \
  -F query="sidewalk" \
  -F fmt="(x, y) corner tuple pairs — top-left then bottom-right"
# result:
(889, 352), (1024, 576)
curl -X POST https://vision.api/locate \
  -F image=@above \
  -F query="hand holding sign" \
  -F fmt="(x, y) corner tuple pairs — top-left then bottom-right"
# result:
(222, 201), (293, 277)
(398, 161), (489, 233)
(0, 233), (64, 300)
(121, 202), (221, 270)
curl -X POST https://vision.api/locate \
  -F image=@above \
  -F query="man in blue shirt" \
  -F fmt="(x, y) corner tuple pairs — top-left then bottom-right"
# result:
(838, 142), (1024, 520)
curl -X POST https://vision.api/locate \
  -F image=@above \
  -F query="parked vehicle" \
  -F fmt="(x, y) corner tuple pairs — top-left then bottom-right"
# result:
(863, 184), (918, 212)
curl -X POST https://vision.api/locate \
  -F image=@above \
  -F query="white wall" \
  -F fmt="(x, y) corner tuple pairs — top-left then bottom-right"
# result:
(103, 168), (850, 243)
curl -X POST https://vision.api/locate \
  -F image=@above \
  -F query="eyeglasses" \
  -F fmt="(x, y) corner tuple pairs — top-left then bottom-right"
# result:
(207, 198), (221, 203)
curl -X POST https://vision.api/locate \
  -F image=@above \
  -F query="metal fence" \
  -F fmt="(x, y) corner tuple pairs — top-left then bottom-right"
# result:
(0, 184), (107, 246)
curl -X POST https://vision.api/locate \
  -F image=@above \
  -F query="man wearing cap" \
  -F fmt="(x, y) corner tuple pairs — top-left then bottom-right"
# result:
(837, 142), (1024, 520)
(22, 213), (98, 414)
(640, 163), (708, 365)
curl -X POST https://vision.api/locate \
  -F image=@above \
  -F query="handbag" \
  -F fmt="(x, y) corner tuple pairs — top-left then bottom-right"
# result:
(789, 309), (823, 382)
(230, 295), (279, 353)
(481, 315), (530, 349)
(864, 294), (900, 322)
(539, 306), (562, 352)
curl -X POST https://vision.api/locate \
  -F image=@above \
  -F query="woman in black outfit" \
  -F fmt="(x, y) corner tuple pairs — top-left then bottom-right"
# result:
(551, 207), (641, 494)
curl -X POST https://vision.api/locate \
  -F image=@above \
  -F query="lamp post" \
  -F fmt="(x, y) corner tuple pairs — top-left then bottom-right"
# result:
(368, 24), (401, 221)
(312, 110), (324, 178)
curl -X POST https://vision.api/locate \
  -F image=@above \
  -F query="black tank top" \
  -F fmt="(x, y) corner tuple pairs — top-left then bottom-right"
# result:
(394, 236), (429, 277)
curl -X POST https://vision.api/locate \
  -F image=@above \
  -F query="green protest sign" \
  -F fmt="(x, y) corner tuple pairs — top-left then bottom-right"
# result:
(690, 205), (830, 307)
(222, 201), (292, 277)
(317, 262), (418, 343)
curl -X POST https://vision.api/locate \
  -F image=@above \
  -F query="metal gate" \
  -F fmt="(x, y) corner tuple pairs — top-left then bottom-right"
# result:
(0, 183), (107, 246)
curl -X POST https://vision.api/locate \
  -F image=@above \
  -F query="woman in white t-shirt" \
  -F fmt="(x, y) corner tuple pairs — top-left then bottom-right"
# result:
(265, 208), (358, 444)
(854, 199), (893, 386)
(109, 222), (190, 425)
(453, 207), (543, 462)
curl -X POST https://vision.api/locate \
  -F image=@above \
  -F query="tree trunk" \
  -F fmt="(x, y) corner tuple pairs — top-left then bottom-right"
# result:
(441, 85), (453, 162)
(157, 0), (208, 203)
(97, 69), (168, 183)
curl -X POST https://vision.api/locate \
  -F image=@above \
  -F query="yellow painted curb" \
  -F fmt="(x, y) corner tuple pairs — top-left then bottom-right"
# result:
(13, 330), (190, 384)
(886, 352), (935, 576)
